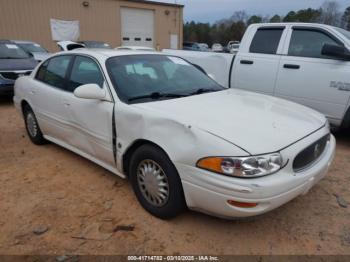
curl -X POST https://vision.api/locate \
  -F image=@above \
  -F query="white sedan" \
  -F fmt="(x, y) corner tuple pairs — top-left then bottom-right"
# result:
(14, 49), (336, 219)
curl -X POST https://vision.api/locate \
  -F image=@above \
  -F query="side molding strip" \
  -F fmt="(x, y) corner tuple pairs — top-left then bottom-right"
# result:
(112, 103), (117, 165)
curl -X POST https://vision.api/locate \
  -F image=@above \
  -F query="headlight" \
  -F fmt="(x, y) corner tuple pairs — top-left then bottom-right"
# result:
(197, 153), (285, 178)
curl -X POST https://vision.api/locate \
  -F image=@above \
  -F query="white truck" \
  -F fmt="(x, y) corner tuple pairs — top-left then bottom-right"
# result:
(164, 23), (350, 129)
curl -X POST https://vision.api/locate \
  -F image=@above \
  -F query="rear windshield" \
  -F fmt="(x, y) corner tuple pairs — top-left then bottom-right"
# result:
(82, 41), (111, 49)
(0, 43), (30, 59)
(18, 43), (48, 53)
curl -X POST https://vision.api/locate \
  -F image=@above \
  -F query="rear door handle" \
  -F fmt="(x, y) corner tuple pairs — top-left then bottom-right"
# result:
(30, 90), (35, 94)
(63, 102), (70, 107)
(283, 64), (300, 69)
(240, 60), (254, 65)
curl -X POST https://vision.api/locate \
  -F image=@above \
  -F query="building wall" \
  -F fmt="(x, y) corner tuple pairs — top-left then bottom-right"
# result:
(0, 0), (183, 51)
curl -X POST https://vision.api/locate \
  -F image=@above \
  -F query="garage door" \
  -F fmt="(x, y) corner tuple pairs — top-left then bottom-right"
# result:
(121, 8), (154, 48)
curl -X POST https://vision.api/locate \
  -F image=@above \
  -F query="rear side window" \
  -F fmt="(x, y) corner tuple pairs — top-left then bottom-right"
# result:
(67, 56), (104, 92)
(249, 28), (284, 54)
(36, 56), (72, 89)
(288, 29), (342, 59)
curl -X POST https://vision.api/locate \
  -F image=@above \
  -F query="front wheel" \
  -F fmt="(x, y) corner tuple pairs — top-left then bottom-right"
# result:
(129, 144), (186, 219)
(23, 104), (46, 145)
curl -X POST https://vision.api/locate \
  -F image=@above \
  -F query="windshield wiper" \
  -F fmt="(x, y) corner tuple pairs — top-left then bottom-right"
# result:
(189, 88), (222, 96)
(128, 92), (188, 102)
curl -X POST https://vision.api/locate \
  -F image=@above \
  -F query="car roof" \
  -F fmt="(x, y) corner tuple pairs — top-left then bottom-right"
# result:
(0, 40), (14, 44)
(250, 22), (337, 30)
(12, 40), (36, 44)
(116, 46), (155, 50)
(60, 48), (163, 58)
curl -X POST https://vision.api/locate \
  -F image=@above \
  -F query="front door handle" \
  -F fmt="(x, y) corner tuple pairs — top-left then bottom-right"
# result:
(63, 102), (70, 107)
(283, 64), (300, 69)
(240, 60), (254, 65)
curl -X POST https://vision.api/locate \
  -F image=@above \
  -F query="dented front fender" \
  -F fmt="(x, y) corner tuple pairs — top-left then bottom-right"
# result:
(114, 102), (248, 175)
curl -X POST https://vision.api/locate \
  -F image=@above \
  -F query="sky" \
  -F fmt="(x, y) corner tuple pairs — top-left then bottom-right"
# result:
(156, 0), (349, 23)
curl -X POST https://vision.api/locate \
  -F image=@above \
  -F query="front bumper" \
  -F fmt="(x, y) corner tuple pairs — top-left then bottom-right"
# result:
(0, 84), (14, 95)
(0, 77), (15, 95)
(176, 129), (336, 219)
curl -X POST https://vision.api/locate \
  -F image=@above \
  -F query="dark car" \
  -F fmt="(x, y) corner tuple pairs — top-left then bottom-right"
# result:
(0, 40), (37, 95)
(183, 42), (201, 51)
(13, 40), (51, 62)
(78, 41), (112, 49)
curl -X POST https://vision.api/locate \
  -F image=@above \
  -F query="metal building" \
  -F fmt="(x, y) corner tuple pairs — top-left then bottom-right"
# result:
(0, 0), (184, 51)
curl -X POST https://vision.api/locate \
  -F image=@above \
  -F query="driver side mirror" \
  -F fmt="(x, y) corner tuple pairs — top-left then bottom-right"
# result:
(321, 44), (350, 60)
(74, 83), (106, 100)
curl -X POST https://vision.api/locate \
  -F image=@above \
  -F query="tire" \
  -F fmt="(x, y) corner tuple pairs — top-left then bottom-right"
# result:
(23, 104), (46, 145)
(129, 144), (186, 219)
(341, 107), (350, 130)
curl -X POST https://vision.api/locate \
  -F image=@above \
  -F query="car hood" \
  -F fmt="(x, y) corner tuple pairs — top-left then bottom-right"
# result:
(134, 89), (326, 155)
(0, 58), (37, 71)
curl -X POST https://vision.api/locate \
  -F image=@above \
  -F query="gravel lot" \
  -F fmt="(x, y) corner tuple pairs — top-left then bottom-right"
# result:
(0, 97), (349, 255)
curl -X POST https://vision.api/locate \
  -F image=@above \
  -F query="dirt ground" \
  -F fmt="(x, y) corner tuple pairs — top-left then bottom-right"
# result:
(0, 96), (349, 256)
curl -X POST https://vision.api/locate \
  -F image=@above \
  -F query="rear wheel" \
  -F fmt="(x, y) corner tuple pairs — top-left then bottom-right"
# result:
(129, 144), (186, 219)
(23, 104), (46, 145)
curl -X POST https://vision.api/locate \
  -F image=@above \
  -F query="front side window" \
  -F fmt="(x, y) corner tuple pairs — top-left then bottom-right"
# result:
(250, 28), (284, 54)
(0, 43), (30, 59)
(36, 56), (72, 89)
(67, 56), (104, 92)
(288, 29), (341, 59)
(106, 55), (224, 103)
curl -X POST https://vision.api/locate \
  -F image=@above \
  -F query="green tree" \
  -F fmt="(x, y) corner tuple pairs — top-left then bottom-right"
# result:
(229, 21), (247, 41)
(283, 11), (297, 22)
(296, 8), (321, 22)
(247, 15), (262, 25)
(182, 1), (350, 48)
(269, 15), (281, 23)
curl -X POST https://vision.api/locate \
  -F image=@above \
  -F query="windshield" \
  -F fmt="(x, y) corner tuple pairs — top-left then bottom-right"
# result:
(83, 41), (111, 49)
(0, 43), (30, 59)
(334, 27), (350, 41)
(106, 55), (224, 103)
(18, 43), (48, 53)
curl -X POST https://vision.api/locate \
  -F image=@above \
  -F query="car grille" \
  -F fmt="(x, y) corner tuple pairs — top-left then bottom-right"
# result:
(0, 71), (31, 80)
(293, 134), (330, 172)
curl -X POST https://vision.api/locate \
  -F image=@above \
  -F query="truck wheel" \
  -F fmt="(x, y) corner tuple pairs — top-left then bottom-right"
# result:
(23, 104), (46, 145)
(129, 144), (186, 219)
